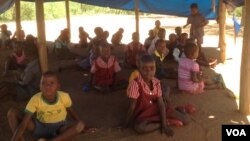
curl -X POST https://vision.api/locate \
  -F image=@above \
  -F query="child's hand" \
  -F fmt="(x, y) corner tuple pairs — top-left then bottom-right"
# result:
(161, 126), (174, 137)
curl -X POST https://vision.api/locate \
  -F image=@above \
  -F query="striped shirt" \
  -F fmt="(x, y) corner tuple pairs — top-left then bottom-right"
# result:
(178, 57), (200, 92)
(127, 74), (162, 99)
(91, 55), (121, 73)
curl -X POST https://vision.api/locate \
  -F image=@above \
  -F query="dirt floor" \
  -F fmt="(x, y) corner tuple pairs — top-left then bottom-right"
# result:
(0, 45), (249, 141)
(0, 15), (249, 141)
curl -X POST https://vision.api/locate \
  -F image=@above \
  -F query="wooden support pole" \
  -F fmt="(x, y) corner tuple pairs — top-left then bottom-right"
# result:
(241, 6), (246, 26)
(218, 0), (226, 63)
(35, 0), (48, 73)
(239, 0), (250, 115)
(65, 0), (71, 39)
(135, 0), (139, 33)
(15, 0), (21, 40)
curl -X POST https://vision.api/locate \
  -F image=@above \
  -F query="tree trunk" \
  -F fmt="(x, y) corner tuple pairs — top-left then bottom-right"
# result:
(35, 0), (48, 73)
(135, 0), (139, 33)
(218, 0), (226, 63)
(239, 0), (250, 115)
(65, 0), (71, 39)
(241, 6), (245, 26)
(15, 0), (21, 40)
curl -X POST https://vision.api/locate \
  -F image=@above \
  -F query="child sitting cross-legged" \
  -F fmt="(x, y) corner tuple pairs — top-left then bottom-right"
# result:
(7, 71), (85, 141)
(124, 32), (145, 68)
(3, 41), (26, 76)
(126, 54), (190, 136)
(178, 43), (223, 94)
(89, 41), (124, 92)
(152, 39), (177, 79)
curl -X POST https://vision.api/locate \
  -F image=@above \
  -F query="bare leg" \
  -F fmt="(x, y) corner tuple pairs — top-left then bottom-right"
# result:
(7, 108), (35, 141)
(50, 121), (84, 141)
(134, 121), (161, 134)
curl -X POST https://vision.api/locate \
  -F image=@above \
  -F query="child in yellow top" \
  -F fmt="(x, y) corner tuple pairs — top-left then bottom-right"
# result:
(7, 71), (84, 141)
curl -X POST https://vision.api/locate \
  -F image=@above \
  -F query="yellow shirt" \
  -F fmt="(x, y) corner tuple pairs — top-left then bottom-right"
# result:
(154, 50), (165, 61)
(129, 70), (140, 82)
(25, 91), (72, 123)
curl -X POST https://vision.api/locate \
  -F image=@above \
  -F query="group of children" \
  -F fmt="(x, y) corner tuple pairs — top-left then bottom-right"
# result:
(3, 3), (226, 140)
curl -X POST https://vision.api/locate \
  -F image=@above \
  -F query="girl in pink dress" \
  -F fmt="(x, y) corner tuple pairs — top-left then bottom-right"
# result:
(178, 42), (204, 94)
(178, 43), (223, 94)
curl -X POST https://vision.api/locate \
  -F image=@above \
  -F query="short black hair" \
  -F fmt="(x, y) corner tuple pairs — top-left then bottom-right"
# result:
(169, 33), (177, 39)
(190, 3), (198, 9)
(184, 42), (198, 57)
(42, 71), (60, 82)
(158, 28), (166, 33)
(155, 39), (166, 47)
(139, 54), (155, 66)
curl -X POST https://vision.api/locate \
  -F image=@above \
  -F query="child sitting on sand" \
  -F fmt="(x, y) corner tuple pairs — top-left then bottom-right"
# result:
(144, 29), (155, 50)
(175, 26), (182, 42)
(89, 41), (121, 92)
(152, 39), (169, 79)
(173, 33), (188, 63)
(77, 26), (90, 48)
(111, 28), (124, 47)
(3, 41), (26, 76)
(178, 43), (222, 94)
(0, 24), (12, 48)
(126, 54), (190, 135)
(167, 33), (179, 60)
(7, 71), (84, 141)
(125, 32), (145, 68)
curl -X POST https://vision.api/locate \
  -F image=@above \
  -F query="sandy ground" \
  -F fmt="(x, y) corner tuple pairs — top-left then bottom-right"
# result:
(0, 15), (249, 141)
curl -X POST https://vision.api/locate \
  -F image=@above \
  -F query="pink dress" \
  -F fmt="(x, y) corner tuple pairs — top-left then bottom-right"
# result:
(178, 57), (204, 94)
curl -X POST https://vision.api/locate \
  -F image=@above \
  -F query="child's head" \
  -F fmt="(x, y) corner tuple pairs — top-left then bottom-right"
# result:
(184, 42), (199, 60)
(94, 27), (104, 38)
(132, 32), (139, 42)
(99, 41), (111, 59)
(155, 39), (166, 54)
(79, 26), (84, 32)
(26, 34), (36, 44)
(158, 28), (166, 39)
(118, 28), (124, 34)
(0, 24), (7, 31)
(139, 54), (156, 81)
(155, 20), (161, 28)
(40, 71), (60, 98)
(180, 33), (188, 44)
(190, 3), (199, 15)
(136, 51), (147, 68)
(168, 33), (177, 43)
(175, 27), (182, 35)
(148, 29), (154, 38)
(103, 31), (109, 40)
